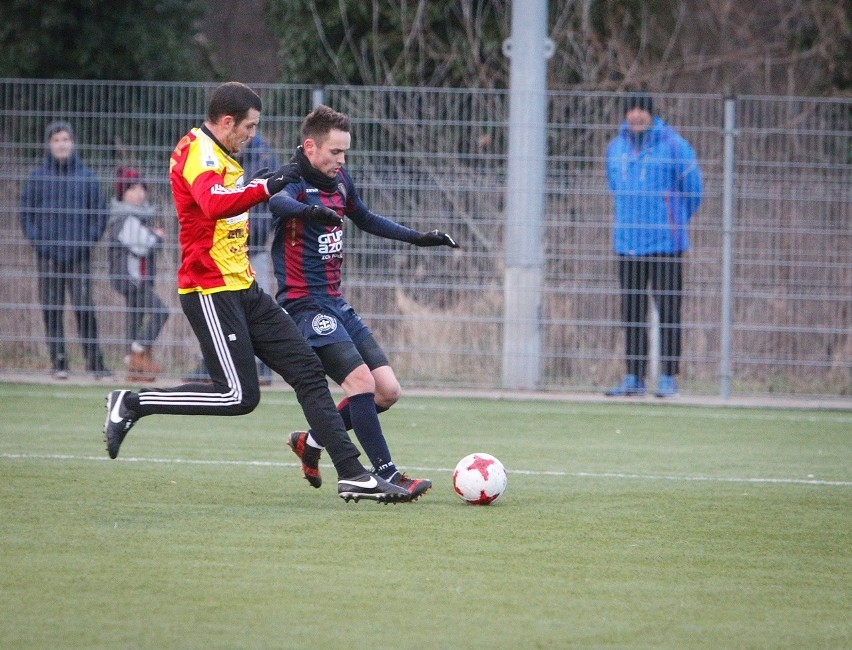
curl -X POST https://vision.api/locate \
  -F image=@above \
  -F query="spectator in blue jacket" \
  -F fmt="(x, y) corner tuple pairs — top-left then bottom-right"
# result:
(20, 121), (110, 379)
(604, 94), (703, 398)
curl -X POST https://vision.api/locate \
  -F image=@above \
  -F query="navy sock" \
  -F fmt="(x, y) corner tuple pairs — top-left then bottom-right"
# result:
(337, 396), (388, 431)
(347, 392), (395, 478)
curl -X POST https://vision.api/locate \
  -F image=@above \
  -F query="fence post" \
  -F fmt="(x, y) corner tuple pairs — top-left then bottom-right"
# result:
(720, 97), (737, 399)
(649, 302), (660, 386)
(500, 0), (553, 390)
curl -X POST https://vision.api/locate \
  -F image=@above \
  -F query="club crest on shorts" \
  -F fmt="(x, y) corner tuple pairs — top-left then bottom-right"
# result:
(312, 313), (338, 335)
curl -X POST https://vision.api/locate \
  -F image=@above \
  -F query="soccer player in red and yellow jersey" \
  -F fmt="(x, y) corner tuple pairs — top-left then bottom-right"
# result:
(103, 82), (411, 503)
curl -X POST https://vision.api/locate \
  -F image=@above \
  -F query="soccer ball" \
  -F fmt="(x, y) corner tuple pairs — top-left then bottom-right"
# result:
(452, 453), (507, 505)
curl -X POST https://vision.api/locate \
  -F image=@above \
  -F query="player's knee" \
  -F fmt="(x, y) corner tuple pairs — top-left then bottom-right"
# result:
(233, 387), (260, 415)
(375, 380), (401, 409)
(342, 364), (376, 395)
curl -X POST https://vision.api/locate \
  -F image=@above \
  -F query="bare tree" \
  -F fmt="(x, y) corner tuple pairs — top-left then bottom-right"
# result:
(548, 0), (851, 94)
(261, 0), (849, 94)
(266, 0), (510, 88)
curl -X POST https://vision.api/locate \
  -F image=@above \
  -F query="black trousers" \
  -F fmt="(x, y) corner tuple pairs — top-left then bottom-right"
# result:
(135, 282), (360, 465)
(36, 254), (106, 372)
(617, 254), (683, 379)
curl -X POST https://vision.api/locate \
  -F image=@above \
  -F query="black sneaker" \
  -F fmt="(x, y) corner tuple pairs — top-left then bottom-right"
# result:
(287, 431), (322, 488)
(389, 472), (432, 501)
(103, 390), (137, 459)
(338, 472), (412, 504)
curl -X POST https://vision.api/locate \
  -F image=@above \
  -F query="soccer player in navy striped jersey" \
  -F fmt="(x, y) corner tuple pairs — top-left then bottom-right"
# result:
(269, 105), (458, 499)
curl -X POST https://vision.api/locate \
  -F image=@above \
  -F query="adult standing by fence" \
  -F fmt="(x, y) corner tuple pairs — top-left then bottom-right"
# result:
(604, 93), (703, 398)
(20, 120), (110, 379)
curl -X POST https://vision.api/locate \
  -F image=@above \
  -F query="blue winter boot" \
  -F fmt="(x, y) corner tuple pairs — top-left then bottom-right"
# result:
(605, 374), (646, 397)
(656, 375), (679, 398)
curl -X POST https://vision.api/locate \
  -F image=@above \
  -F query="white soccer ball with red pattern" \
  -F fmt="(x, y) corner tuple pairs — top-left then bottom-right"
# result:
(452, 453), (507, 505)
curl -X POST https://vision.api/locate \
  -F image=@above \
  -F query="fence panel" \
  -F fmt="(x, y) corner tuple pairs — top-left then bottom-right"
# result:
(730, 96), (851, 394)
(0, 80), (849, 397)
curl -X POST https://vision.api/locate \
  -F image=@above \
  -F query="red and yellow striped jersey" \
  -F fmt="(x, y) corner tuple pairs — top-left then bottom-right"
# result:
(169, 127), (269, 294)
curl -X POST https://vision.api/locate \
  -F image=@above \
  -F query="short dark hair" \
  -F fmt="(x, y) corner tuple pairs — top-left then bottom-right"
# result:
(207, 82), (262, 125)
(45, 120), (74, 141)
(301, 105), (351, 144)
(624, 92), (654, 115)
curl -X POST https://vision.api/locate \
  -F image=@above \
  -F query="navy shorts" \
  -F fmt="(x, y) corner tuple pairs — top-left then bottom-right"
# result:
(284, 296), (373, 349)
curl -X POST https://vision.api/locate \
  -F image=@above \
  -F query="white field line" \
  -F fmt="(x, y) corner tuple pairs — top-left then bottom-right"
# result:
(18, 391), (852, 422)
(2, 453), (850, 487)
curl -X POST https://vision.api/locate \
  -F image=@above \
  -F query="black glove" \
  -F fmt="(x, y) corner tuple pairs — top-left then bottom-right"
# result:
(264, 163), (301, 195)
(413, 229), (459, 248)
(303, 204), (343, 227)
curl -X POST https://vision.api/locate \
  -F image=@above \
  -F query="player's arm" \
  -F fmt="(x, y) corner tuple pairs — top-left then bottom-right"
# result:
(188, 168), (273, 221)
(347, 192), (459, 248)
(173, 133), (297, 220)
(268, 186), (343, 227)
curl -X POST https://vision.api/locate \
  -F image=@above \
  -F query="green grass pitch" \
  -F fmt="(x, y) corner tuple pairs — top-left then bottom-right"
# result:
(1, 382), (849, 648)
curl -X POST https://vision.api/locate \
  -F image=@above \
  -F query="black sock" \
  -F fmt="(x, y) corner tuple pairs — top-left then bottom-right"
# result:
(124, 391), (141, 413)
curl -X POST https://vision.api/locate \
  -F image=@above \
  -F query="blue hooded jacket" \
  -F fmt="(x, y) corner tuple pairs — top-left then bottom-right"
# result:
(20, 152), (107, 263)
(605, 116), (702, 255)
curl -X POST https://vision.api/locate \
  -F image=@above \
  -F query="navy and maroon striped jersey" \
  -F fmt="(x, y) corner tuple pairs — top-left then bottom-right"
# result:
(269, 167), (420, 302)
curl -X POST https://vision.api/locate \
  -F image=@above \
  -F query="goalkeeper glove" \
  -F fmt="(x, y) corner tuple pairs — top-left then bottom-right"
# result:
(413, 229), (459, 248)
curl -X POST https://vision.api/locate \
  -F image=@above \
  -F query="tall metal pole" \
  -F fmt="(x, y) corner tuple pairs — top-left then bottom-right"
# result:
(501, 0), (552, 389)
(720, 97), (737, 399)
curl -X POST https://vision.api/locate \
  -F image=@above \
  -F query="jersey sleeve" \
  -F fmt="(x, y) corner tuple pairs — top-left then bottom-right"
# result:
(343, 180), (420, 243)
(268, 182), (312, 221)
(171, 132), (269, 221)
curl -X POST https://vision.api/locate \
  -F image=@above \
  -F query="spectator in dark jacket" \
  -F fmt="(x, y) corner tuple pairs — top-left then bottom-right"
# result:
(20, 121), (110, 378)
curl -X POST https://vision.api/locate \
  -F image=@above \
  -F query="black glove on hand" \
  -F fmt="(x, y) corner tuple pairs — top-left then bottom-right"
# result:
(304, 204), (343, 227)
(413, 229), (459, 248)
(264, 163), (301, 195)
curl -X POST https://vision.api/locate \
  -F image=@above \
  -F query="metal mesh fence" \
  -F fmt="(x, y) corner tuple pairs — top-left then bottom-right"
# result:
(1, 79), (849, 397)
